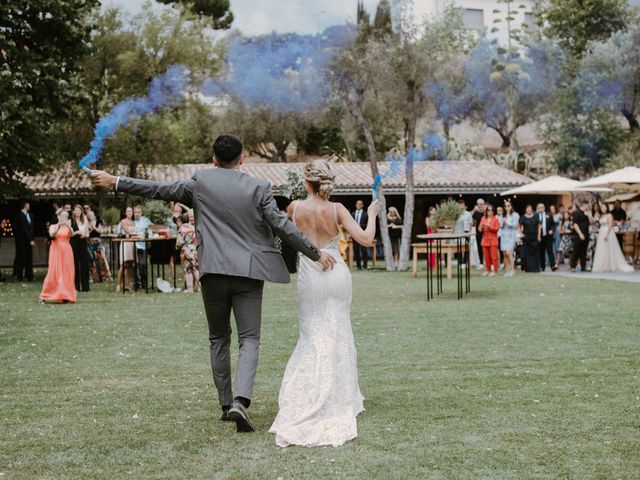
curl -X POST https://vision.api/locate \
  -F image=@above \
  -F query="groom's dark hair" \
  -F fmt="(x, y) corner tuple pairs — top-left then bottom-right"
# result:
(213, 134), (243, 166)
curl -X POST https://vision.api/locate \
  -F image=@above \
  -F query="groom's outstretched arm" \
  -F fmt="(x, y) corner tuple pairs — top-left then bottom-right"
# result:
(91, 170), (195, 207)
(259, 184), (321, 261)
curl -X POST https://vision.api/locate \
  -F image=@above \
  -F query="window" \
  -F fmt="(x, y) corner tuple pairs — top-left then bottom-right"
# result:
(462, 8), (484, 30)
(523, 12), (539, 32)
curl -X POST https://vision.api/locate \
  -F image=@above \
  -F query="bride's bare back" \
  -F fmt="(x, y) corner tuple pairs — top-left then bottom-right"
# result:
(289, 198), (379, 248)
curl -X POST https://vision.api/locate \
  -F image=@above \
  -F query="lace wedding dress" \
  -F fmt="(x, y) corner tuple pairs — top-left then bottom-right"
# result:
(269, 204), (364, 448)
(591, 216), (634, 273)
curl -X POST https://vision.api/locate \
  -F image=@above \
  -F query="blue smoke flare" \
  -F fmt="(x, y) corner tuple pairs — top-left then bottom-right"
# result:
(79, 65), (190, 168)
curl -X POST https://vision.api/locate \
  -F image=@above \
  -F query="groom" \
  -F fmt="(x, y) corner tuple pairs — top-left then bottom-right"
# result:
(90, 135), (336, 432)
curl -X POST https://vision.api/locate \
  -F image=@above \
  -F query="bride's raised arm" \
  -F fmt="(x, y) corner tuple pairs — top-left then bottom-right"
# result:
(336, 201), (380, 247)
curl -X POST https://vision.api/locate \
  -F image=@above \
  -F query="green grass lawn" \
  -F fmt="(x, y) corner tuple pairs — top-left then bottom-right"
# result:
(1, 269), (639, 479)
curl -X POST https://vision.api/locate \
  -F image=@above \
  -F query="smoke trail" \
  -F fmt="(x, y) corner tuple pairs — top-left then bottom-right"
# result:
(79, 65), (190, 168)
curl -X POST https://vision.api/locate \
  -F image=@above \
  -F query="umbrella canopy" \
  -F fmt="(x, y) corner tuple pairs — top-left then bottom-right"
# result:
(579, 166), (640, 191)
(501, 176), (582, 196)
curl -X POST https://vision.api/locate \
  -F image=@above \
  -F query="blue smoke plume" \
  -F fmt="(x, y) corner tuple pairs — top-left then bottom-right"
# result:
(372, 132), (447, 197)
(201, 26), (351, 112)
(79, 65), (190, 168)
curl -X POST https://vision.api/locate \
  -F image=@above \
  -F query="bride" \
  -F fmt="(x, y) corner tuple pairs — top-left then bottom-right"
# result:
(591, 203), (634, 273)
(269, 160), (380, 448)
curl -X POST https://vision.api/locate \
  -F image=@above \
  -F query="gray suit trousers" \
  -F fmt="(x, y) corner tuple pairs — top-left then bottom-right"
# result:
(200, 273), (264, 406)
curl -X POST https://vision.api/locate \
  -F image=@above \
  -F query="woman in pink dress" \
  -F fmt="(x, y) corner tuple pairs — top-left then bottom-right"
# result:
(40, 211), (77, 303)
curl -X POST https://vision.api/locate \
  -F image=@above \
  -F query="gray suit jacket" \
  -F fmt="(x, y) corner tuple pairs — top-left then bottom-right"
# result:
(116, 167), (320, 283)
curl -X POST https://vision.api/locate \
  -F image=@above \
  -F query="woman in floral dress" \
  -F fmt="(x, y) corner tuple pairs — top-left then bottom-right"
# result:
(175, 214), (199, 292)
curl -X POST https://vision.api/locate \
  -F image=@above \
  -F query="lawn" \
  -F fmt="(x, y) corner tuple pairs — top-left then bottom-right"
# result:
(1, 269), (639, 479)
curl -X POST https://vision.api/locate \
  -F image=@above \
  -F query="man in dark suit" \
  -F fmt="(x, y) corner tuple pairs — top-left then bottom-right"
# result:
(570, 202), (591, 272)
(13, 199), (35, 282)
(351, 199), (369, 269)
(90, 134), (336, 433)
(537, 203), (557, 271)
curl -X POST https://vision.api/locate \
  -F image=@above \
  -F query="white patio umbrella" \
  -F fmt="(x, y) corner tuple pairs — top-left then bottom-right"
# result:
(501, 175), (583, 196)
(579, 166), (640, 191)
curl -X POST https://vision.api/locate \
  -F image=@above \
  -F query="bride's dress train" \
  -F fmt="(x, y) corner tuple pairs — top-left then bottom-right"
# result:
(591, 217), (634, 273)
(269, 232), (364, 447)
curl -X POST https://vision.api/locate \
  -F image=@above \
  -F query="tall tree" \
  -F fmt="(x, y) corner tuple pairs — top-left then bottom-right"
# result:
(0, 0), (99, 197)
(60, 4), (224, 176)
(537, 0), (635, 174)
(372, 0), (393, 38)
(540, 0), (631, 62)
(578, 25), (640, 131)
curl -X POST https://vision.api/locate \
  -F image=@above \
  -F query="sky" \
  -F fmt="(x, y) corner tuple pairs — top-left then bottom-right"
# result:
(103, 0), (395, 36)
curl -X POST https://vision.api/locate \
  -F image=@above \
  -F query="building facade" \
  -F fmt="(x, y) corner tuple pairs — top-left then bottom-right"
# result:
(414, 0), (540, 45)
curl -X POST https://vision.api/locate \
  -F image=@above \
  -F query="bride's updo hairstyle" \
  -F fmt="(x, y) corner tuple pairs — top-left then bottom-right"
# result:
(304, 160), (335, 200)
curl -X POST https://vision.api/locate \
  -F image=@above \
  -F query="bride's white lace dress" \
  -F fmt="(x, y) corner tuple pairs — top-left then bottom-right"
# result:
(269, 205), (364, 448)
(591, 216), (634, 273)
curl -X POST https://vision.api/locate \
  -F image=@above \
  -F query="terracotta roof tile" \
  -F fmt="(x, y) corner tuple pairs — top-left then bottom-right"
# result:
(20, 160), (532, 197)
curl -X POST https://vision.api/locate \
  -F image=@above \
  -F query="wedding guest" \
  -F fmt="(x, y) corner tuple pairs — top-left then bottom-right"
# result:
(558, 211), (573, 266)
(70, 204), (91, 292)
(40, 210), (76, 304)
(611, 200), (627, 225)
(500, 200), (519, 277)
(387, 206), (403, 264)
(46, 200), (63, 241)
(116, 206), (136, 292)
(587, 202), (602, 263)
(478, 204), (500, 276)
(592, 203), (634, 273)
(537, 203), (557, 271)
(64, 203), (72, 215)
(472, 198), (486, 266)
(454, 199), (472, 266)
(351, 200), (369, 270)
(519, 204), (541, 272)
(133, 205), (152, 290)
(496, 205), (505, 268)
(13, 199), (35, 282)
(167, 201), (187, 283)
(176, 214), (199, 292)
(551, 205), (563, 260)
(424, 206), (437, 269)
(570, 201), (591, 272)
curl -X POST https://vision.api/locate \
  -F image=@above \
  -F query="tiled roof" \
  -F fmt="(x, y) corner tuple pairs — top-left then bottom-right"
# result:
(20, 160), (532, 197)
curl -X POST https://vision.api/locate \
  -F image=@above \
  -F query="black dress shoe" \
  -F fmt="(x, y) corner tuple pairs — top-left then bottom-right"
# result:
(218, 409), (233, 422)
(228, 400), (255, 432)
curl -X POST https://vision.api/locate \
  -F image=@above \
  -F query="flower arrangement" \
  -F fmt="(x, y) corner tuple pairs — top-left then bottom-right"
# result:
(283, 168), (308, 200)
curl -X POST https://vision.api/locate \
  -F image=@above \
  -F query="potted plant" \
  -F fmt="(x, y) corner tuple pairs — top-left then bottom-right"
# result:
(102, 207), (121, 234)
(143, 200), (171, 225)
(432, 198), (463, 232)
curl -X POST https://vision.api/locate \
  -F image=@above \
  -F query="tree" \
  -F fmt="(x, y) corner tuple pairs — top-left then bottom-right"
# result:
(329, 31), (397, 270)
(536, 0), (637, 174)
(578, 25), (640, 131)
(0, 0), (99, 197)
(220, 107), (303, 163)
(58, 4), (224, 176)
(156, 0), (233, 29)
(372, 0), (393, 38)
(540, 0), (631, 61)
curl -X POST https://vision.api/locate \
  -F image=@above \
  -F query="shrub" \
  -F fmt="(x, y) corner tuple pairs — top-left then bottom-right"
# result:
(103, 207), (121, 226)
(143, 200), (171, 225)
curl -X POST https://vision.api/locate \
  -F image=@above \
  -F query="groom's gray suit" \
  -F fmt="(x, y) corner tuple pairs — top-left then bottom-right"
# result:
(115, 167), (321, 406)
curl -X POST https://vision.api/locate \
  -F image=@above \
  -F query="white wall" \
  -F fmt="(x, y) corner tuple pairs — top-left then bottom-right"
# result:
(414, 0), (539, 45)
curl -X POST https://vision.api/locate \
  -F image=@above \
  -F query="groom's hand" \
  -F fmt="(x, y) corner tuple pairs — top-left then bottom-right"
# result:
(318, 252), (336, 271)
(90, 170), (117, 189)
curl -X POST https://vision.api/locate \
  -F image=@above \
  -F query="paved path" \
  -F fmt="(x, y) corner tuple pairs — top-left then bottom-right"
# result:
(541, 265), (640, 283)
